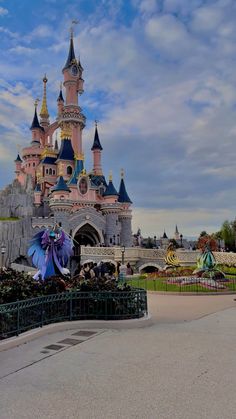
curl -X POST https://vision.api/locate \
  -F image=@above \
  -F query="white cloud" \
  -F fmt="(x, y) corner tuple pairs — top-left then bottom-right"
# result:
(0, 7), (8, 16)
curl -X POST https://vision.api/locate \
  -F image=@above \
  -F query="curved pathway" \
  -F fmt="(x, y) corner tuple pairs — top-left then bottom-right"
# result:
(0, 293), (236, 419)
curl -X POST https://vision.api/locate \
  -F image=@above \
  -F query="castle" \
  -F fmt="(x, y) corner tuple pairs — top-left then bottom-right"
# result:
(0, 28), (133, 265)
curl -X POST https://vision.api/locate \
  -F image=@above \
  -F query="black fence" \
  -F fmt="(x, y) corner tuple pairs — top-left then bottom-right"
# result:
(0, 289), (147, 339)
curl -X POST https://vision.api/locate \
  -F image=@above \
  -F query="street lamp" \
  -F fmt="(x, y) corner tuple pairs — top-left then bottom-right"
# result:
(121, 245), (125, 265)
(154, 235), (157, 248)
(1, 243), (6, 269)
(180, 234), (183, 248)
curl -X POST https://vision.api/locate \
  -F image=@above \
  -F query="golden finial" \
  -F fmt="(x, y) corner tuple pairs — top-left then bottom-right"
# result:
(40, 75), (49, 119)
(109, 170), (113, 182)
(60, 125), (72, 139)
(121, 168), (124, 179)
(95, 119), (99, 128)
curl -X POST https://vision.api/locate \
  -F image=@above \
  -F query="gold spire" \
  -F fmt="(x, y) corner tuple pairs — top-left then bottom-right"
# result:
(40, 74), (49, 119)
(109, 170), (113, 182)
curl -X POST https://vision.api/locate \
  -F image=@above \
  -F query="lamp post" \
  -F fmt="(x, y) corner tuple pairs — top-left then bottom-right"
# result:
(121, 245), (125, 265)
(1, 243), (6, 269)
(154, 235), (157, 248)
(180, 234), (183, 248)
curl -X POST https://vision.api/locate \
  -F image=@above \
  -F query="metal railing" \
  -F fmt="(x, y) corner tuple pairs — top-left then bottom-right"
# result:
(0, 289), (147, 339)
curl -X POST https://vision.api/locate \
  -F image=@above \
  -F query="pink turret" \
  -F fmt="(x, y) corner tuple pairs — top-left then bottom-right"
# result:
(57, 83), (64, 116)
(91, 122), (103, 175)
(14, 154), (22, 176)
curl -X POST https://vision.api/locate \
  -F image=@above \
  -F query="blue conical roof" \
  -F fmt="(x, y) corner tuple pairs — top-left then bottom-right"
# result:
(57, 88), (64, 102)
(57, 139), (74, 161)
(118, 178), (132, 203)
(103, 180), (118, 197)
(91, 126), (103, 151)
(15, 154), (22, 162)
(51, 176), (70, 192)
(30, 108), (42, 130)
(68, 159), (84, 185)
(63, 36), (76, 70)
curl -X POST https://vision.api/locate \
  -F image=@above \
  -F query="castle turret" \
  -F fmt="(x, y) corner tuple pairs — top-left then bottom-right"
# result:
(14, 154), (22, 176)
(57, 82), (64, 116)
(49, 174), (72, 230)
(118, 170), (132, 247)
(91, 122), (103, 176)
(56, 127), (75, 180)
(30, 100), (43, 144)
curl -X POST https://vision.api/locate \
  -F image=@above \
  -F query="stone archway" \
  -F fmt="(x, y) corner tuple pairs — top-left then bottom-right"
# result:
(138, 263), (162, 273)
(73, 222), (104, 248)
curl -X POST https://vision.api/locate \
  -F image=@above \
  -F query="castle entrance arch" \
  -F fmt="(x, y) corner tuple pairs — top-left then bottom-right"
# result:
(73, 222), (104, 255)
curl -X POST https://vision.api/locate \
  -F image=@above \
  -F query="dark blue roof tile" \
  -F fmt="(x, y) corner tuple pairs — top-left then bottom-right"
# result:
(57, 139), (74, 161)
(118, 178), (132, 203)
(51, 176), (70, 192)
(91, 126), (103, 151)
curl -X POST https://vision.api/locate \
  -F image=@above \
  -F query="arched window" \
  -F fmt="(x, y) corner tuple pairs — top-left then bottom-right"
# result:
(49, 168), (52, 175)
(67, 166), (72, 175)
(53, 169), (55, 175)
(33, 162), (35, 167)
(46, 169), (49, 174)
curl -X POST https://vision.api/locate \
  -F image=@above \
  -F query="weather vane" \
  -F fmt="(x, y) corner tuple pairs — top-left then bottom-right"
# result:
(70, 19), (79, 37)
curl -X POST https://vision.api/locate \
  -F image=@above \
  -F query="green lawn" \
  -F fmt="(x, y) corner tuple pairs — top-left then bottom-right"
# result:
(126, 277), (236, 293)
(0, 217), (19, 221)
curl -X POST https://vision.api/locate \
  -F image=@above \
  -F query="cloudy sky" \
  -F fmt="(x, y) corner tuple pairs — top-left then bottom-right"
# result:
(0, 0), (236, 238)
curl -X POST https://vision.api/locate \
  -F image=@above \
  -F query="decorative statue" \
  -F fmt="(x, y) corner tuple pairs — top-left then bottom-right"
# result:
(164, 242), (180, 270)
(194, 240), (224, 279)
(28, 225), (73, 280)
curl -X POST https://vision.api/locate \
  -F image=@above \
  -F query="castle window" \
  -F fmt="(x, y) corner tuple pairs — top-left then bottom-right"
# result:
(33, 162), (35, 167)
(78, 177), (88, 195)
(28, 163), (31, 167)
(46, 169), (49, 174)
(49, 168), (52, 175)
(67, 166), (72, 175)
(110, 238), (112, 244)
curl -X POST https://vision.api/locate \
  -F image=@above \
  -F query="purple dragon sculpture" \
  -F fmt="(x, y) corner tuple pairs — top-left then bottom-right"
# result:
(28, 226), (74, 280)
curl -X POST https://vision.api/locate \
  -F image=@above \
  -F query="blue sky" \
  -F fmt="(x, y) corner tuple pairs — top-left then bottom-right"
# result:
(0, 0), (236, 238)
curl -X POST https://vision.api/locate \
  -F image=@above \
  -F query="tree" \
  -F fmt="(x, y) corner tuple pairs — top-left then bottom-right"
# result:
(220, 220), (235, 251)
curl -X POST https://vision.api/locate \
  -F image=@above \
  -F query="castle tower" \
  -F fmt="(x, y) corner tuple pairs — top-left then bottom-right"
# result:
(101, 172), (121, 246)
(61, 28), (85, 156)
(49, 175), (72, 231)
(91, 122), (103, 176)
(118, 169), (133, 247)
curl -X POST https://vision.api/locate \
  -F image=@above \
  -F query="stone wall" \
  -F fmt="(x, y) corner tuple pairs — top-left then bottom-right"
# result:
(0, 178), (34, 218)
(0, 217), (33, 266)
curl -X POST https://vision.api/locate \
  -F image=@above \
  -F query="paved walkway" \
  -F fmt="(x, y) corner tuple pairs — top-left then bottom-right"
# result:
(0, 293), (236, 419)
